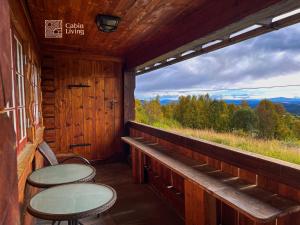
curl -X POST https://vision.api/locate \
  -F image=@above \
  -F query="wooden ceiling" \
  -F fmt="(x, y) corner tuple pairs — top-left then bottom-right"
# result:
(27, 0), (286, 69)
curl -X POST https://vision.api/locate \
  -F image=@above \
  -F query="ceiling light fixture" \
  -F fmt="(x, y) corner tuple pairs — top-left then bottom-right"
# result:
(95, 14), (121, 33)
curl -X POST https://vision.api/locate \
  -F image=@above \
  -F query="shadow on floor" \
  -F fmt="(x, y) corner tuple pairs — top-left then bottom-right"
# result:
(36, 162), (184, 225)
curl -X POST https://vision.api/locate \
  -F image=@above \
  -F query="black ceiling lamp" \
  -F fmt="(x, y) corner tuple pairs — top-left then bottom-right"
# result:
(95, 14), (121, 33)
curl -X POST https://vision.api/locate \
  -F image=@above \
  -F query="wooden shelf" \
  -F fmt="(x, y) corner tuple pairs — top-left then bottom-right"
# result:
(122, 136), (300, 223)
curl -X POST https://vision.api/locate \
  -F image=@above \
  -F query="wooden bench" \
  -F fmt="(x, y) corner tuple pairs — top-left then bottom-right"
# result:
(122, 136), (300, 224)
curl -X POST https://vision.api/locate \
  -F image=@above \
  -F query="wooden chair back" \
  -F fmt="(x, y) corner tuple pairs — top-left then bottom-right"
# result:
(38, 142), (59, 166)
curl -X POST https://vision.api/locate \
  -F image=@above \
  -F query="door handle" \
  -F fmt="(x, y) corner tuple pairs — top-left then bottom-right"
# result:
(109, 100), (118, 109)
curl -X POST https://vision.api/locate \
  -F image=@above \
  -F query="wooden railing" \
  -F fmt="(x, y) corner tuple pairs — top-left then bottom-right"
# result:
(124, 121), (300, 225)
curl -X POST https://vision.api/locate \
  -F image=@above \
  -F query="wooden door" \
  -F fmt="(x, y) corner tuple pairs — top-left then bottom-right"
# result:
(69, 74), (121, 160)
(47, 58), (122, 161)
(94, 76), (121, 160)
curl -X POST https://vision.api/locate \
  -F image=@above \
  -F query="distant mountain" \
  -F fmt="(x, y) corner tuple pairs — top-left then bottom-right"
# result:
(159, 97), (300, 115)
(224, 98), (300, 115)
(160, 99), (177, 105)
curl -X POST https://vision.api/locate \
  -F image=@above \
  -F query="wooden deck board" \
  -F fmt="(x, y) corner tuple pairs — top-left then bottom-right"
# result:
(36, 163), (184, 225)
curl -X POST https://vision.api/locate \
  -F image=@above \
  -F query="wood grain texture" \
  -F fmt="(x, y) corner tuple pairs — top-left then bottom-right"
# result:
(0, 114), (19, 225)
(124, 71), (135, 125)
(126, 125), (300, 224)
(0, 0), (12, 110)
(26, 0), (285, 69)
(185, 180), (205, 225)
(1, 0), (43, 224)
(17, 128), (44, 225)
(41, 53), (123, 161)
(128, 121), (300, 190)
(122, 136), (300, 223)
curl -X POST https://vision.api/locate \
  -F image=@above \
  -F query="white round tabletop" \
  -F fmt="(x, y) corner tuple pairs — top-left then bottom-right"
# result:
(28, 183), (117, 221)
(27, 164), (96, 188)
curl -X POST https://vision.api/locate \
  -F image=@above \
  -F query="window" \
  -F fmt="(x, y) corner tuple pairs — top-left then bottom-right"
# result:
(14, 36), (27, 144)
(6, 31), (28, 153)
(32, 65), (40, 125)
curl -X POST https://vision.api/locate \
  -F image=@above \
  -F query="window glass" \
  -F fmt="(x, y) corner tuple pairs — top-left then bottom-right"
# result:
(14, 35), (27, 143)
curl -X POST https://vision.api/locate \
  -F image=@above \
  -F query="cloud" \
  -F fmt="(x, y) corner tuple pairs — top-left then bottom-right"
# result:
(136, 23), (300, 100)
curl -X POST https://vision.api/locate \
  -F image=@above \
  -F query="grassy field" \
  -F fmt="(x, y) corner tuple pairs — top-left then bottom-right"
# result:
(165, 127), (300, 165)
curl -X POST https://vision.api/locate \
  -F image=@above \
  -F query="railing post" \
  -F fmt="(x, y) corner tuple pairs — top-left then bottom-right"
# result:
(185, 179), (218, 225)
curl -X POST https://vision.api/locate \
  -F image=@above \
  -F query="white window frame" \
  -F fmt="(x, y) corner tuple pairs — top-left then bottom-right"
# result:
(32, 64), (39, 124)
(14, 35), (27, 142)
(3, 31), (17, 134)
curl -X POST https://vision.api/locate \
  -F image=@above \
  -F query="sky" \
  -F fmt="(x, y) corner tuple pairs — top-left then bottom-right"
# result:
(135, 21), (300, 101)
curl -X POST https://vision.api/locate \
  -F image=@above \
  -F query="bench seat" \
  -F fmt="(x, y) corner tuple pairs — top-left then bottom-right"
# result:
(122, 136), (300, 223)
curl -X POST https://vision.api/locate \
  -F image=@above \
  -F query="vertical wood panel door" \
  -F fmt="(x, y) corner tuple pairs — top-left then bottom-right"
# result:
(51, 58), (122, 161)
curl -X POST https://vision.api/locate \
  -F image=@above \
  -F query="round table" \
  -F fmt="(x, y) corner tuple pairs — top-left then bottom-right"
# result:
(27, 183), (117, 225)
(27, 164), (96, 188)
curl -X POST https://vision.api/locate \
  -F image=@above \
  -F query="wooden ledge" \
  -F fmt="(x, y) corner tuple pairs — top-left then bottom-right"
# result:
(122, 136), (300, 223)
(127, 121), (300, 190)
(17, 126), (44, 180)
(17, 143), (36, 179)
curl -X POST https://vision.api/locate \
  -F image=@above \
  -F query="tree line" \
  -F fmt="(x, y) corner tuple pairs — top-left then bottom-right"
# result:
(136, 95), (300, 140)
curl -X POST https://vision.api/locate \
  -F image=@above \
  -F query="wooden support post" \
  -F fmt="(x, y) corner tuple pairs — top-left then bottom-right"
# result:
(123, 70), (136, 127)
(123, 70), (136, 162)
(185, 179), (217, 225)
(204, 192), (218, 225)
(131, 147), (144, 184)
(131, 147), (138, 183)
(137, 150), (145, 184)
(185, 179), (205, 225)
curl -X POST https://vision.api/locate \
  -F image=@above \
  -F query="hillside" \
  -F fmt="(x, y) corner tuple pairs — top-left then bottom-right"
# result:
(159, 97), (300, 115)
(168, 127), (300, 165)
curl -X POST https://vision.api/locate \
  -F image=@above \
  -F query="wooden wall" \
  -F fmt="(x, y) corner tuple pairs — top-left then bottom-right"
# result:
(0, 3), (18, 225)
(42, 53), (124, 161)
(0, 0), (45, 224)
(0, 5), (20, 225)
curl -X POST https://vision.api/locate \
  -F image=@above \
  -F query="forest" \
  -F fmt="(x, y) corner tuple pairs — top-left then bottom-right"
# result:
(136, 95), (300, 140)
(135, 95), (300, 164)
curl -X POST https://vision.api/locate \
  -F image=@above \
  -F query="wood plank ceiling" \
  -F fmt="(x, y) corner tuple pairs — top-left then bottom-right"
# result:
(27, 0), (285, 69)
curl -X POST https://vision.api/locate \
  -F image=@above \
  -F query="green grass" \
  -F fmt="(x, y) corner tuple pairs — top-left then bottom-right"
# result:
(163, 127), (300, 165)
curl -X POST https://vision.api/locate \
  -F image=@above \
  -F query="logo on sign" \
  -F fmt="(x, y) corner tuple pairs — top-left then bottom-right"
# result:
(45, 20), (63, 38)
(45, 20), (84, 38)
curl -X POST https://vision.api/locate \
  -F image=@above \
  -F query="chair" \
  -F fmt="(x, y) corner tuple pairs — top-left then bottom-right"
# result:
(38, 141), (91, 166)
(37, 142), (95, 225)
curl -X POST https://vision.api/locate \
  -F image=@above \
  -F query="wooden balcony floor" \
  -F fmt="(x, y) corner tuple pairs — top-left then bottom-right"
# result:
(36, 162), (184, 225)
